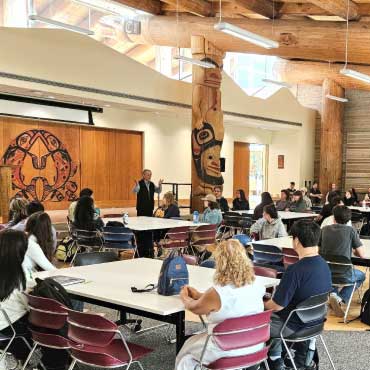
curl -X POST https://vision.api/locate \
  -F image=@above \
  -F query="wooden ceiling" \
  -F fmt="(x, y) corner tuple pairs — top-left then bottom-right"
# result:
(114, 0), (370, 21)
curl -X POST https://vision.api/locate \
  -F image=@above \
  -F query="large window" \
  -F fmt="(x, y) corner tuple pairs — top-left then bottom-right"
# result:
(249, 144), (267, 207)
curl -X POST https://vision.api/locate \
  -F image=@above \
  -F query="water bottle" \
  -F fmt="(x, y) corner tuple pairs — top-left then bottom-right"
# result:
(123, 212), (129, 226)
(363, 200), (366, 209)
(193, 211), (199, 223)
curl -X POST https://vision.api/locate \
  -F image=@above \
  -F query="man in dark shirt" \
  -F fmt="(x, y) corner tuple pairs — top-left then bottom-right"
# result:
(265, 220), (332, 370)
(319, 205), (366, 317)
(287, 181), (296, 200)
(309, 182), (322, 205)
(213, 186), (229, 213)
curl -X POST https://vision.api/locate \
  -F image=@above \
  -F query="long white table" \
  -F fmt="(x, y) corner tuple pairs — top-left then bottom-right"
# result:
(103, 216), (207, 231)
(252, 236), (370, 260)
(349, 206), (370, 214)
(35, 258), (279, 352)
(232, 210), (317, 221)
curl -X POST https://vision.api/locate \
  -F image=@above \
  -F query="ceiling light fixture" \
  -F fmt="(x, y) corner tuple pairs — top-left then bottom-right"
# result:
(72, 0), (130, 16)
(340, 0), (370, 83)
(214, 22), (278, 49)
(326, 94), (348, 103)
(262, 78), (292, 88)
(173, 55), (216, 69)
(29, 15), (95, 36)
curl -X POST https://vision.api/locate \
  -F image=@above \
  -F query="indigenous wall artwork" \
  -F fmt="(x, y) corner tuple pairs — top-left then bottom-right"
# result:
(1, 129), (78, 202)
(191, 36), (225, 211)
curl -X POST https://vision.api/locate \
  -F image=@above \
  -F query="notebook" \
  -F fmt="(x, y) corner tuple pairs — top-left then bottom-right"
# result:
(51, 275), (86, 286)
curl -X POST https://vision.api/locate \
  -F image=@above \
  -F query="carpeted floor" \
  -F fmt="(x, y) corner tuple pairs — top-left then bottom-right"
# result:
(83, 304), (370, 370)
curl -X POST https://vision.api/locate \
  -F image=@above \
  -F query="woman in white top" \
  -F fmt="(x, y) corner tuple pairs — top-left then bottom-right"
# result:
(175, 239), (265, 370)
(23, 212), (56, 279)
(0, 229), (29, 360)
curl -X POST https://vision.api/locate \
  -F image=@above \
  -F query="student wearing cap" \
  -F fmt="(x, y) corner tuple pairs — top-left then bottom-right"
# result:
(200, 194), (223, 225)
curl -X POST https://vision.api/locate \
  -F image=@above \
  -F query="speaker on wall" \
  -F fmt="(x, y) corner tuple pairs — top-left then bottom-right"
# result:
(220, 157), (226, 172)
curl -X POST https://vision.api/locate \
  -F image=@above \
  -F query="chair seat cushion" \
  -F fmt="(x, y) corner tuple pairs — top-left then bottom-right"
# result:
(70, 339), (153, 367)
(284, 323), (324, 341)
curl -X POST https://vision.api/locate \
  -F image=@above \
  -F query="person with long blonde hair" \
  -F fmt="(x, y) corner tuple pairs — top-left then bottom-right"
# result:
(175, 239), (265, 370)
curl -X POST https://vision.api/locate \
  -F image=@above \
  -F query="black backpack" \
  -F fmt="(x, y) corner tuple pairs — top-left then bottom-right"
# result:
(360, 288), (370, 325)
(31, 277), (74, 309)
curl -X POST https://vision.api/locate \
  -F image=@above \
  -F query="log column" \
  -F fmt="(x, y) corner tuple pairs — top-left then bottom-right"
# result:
(319, 79), (344, 194)
(0, 165), (13, 223)
(191, 36), (225, 211)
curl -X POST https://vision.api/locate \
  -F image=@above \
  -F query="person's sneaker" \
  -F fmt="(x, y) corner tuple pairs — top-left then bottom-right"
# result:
(267, 358), (286, 370)
(329, 292), (345, 317)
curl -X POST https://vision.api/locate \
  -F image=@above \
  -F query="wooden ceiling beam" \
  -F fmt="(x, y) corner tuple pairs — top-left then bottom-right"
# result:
(308, 0), (359, 20)
(160, 0), (213, 17)
(274, 59), (370, 91)
(229, 0), (279, 19)
(125, 15), (370, 64)
(113, 0), (161, 15)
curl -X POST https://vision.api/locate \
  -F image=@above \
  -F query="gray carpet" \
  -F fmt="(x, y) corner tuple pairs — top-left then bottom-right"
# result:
(85, 304), (370, 370)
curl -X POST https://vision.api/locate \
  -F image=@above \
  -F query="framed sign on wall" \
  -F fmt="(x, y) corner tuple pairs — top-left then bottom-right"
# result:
(278, 155), (284, 169)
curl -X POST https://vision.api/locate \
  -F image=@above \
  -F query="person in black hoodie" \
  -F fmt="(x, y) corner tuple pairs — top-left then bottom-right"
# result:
(213, 186), (229, 213)
(253, 192), (274, 220)
(232, 189), (250, 211)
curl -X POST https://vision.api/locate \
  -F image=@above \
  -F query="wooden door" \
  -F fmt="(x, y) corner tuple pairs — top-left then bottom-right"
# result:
(233, 142), (250, 197)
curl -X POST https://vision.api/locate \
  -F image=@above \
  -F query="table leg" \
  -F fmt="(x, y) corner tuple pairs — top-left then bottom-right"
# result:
(175, 311), (186, 354)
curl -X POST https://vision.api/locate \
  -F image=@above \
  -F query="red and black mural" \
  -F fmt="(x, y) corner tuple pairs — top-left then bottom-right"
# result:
(1, 129), (78, 202)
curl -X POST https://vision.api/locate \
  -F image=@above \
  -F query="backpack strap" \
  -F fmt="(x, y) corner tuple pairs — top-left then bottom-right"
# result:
(131, 284), (157, 293)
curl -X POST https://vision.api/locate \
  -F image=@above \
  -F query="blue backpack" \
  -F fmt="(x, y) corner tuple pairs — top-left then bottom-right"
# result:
(157, 251), (189, 296)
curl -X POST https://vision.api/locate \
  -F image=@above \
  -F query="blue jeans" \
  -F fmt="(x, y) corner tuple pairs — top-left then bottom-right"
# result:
(334, 269), (366, 303)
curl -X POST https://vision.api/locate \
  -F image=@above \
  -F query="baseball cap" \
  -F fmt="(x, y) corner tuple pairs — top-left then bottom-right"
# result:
(201, 194), (217, 203)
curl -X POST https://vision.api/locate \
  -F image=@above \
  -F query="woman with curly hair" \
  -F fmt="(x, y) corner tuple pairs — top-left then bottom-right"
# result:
(175, 239), (265, 370)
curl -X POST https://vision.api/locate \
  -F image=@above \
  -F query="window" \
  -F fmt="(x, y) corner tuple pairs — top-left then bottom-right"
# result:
(249, 144), (267, 207)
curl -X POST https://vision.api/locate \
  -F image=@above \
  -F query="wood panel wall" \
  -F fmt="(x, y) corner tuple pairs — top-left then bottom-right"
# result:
(233, 142), (250, 196)
(0, 116), (143, 210)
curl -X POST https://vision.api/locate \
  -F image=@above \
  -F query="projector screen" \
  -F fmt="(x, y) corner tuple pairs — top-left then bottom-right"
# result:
(0, 98), (93, 124)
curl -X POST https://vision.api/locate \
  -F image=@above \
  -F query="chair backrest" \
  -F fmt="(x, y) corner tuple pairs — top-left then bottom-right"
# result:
(212, 310), (272, 351)
(103, 214), (122, 218)
(102, 226), (134, 243)
(73, 251), (119, 267)
(321, 254), (354, 285)
(282, 247), (299, 269)
(252, 243), (283, 264)
(293, 293), (329, 325)
(67, 309), (118, 347)
(191, 224), (217, 246)
(200, 259), (216, 269)
(71, 227), (102, 242)
(253, 265), (278, 279)
(351, 210), (364, 222)
(163, 226), (190, 249)
(26, 293), (68, 330)
(223, 212), (244, 227)
(232, 234), (252, 247)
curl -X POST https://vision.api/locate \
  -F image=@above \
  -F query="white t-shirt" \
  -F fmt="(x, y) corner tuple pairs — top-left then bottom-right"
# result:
(321, 215), (352, 229)
(22, 235), (56, 280)
(0, 289), (28, 331)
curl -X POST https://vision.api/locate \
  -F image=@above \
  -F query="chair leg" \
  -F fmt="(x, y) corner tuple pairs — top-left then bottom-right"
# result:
(133, 361), (145, 370)
(21, 342), (38, 370)
(282, 338), (298, 370)
(319, 335), (337, 370)
(264, 359), (271, 370)
(343, 284), (357, 324)
(67, 358), (77, 370)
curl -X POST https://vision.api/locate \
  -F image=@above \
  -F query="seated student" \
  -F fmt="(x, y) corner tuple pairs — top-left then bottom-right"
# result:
(309, 182), (322, 205)
(232, 189), (250, 211)
(253, 192), (274, 220)
(316, 193), (342, 225)
(68, 187), (96, 222)
(250, 204), (287, 240)
(289, 191), (308, 212)
(343, 189), (356, 206)
(213, 186), (229, 213)
(275, 190), (291, 211)
(0, 229), (69, 370)
(287, 182), (296, 200)
(163, 191), (180, 219)
(73, 196), (104, 231)
(319, 206), (366, 317)
(176, 239), (265, 370)
(6, 198), (29, 228)
(200, 194), (222, 225)
(23, 212), (56, 278)
(301, 187), (312, 209)
(264, 220), (332, 370)
(351, 188), (359, 204)
(325, 183), (341, 203)
(364, 187), (370, 202)
(12, 201), (58, 251)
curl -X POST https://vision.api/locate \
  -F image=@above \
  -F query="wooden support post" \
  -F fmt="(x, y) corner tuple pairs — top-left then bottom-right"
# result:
(191, 36), (225, 212)
(319, 79), (344, 195)
(0, 165), (13, 223)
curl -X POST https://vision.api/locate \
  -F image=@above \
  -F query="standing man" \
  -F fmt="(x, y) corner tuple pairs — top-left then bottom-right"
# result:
(133, 169), (163, 217)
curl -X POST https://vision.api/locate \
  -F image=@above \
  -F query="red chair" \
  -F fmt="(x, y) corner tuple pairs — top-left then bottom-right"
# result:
(67, 310), (152, 370)
(183, 254), (199, 265)
(254, 266), (278, 301)
(198, 310), (272, 370)
(22, 294), (70, 370)
(190, 224), (218, 256)
(160, 226), (190, 252)
(282, 247), (299, 269)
